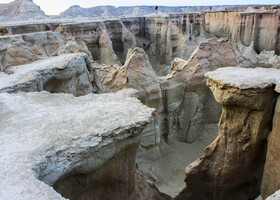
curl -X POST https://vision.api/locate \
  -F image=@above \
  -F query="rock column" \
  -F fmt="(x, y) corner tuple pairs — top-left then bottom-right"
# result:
(175, 68), (278, 200)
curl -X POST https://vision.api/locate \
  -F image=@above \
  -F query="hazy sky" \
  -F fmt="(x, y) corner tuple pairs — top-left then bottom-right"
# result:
(1, 0), (280, 15)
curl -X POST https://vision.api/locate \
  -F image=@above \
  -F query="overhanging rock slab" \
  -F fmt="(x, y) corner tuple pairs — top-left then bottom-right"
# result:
(0, 89), (154, 200)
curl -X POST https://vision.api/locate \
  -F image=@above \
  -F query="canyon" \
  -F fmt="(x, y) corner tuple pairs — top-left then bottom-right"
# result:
(1, 0), (280, 200)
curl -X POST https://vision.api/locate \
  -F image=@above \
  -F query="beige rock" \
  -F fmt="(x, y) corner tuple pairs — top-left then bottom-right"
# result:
(92, 61), (126, 93)
(6, 41), (40, 66)
(57, 37), (92, 59)
(205, 11), (280, 54)
(124, 47), (162, 109)
(261, 96), (280, 198)
(56, 20), (136, 65)
(175, 67), (280, 200)
(121, 25), (137, 62)
(99, 29), (121, 66)
(143, 17), (188, 75)
(93, 47), (162, 148)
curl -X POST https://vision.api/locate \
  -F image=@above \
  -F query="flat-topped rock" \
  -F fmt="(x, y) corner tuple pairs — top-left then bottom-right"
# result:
(0, 89), (155, 200)
(0, 53), (97, 95)
(205, 67), (280, 92)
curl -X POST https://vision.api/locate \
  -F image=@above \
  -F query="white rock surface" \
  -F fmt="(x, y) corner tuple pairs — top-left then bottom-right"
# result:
(267, 190), (280, 200)
(205, 67), (280, 92)
(0, 53), (98, 95)
(0, 89), (155, 200)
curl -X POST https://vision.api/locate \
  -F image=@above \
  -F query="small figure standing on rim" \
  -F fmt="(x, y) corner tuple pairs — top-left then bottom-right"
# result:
(155, 5), (159, 13)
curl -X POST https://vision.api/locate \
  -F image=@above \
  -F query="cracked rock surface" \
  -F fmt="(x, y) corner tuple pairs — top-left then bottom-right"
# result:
(0, 89), (155, 200)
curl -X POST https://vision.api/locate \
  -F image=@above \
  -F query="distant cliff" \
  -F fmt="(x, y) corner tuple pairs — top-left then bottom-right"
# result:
(59, 5), (236, 18)
(0, 0), (46, 18)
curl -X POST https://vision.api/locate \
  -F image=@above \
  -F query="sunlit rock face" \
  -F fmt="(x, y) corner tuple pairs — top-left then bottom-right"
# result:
(175, 67), (280, 200)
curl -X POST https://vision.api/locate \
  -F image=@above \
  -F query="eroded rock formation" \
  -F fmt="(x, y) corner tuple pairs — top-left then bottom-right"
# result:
(93, 47), (162, 149)
(0, 53), (99, 96)
(0, 89), (168, 200)
(1, 4), (280, 199)
(176, 67), (280, 200)
(0, 31), (64, 67)
(160, 38), (248, 143)
(205, 11), (280, 54)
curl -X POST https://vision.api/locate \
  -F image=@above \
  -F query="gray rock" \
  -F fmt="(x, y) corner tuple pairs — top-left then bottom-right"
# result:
(0, 53), (99, 96)
(0, 42), (7, 71)
(0, 89), (155, 200)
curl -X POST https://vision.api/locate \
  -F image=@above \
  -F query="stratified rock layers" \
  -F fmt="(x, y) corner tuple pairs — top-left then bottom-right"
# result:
(176, 67), (280, 200)
(205, 12), (280, 54)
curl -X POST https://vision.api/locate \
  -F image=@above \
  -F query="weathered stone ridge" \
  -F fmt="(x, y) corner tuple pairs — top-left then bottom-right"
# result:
(0, 31), (64, 67)
(0, 53), (99, 96)
(0, 89), (164, 200)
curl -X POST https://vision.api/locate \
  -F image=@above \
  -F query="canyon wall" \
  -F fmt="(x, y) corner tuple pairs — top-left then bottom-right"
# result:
(176, 67), (280, 200)
(54, 14), (207, 76)
(205, 11), (280, 54)
(160, 38), (250, 144)
(2, 11), (279, 72)
(1, 9), (280, 199)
